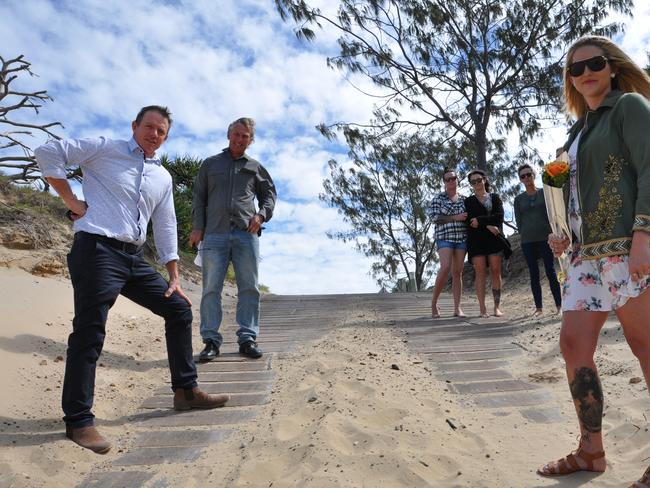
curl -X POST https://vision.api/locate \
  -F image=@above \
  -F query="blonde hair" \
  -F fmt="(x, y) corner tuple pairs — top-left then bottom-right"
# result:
(563, 35), (650, 118)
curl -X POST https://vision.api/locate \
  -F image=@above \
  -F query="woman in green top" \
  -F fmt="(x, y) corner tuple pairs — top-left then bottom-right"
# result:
(537, 36), (650, 488)
(513, 164), (561, 316)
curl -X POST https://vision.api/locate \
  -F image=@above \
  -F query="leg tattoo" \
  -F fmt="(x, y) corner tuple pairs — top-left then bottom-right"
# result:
(570, 367), (604, 433)
(492, 288), (501, 309)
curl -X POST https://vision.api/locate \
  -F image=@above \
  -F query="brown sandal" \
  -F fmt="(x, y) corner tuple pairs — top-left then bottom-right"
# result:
(537, 446), (605, 477)
(629, 465), (650, 488)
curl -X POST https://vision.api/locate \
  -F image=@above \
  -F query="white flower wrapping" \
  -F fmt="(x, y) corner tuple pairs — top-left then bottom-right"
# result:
(543, 152), (572, 283)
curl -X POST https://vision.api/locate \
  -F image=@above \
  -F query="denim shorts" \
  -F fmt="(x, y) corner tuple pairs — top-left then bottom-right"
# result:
(436, 240), (467, 250)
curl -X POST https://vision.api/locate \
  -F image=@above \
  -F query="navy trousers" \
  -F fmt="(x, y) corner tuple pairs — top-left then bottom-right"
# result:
(63, 232), (197, 428)
(521, 240), (562, 309)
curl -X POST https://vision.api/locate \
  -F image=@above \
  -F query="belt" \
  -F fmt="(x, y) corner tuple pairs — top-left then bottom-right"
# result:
(78, 232), (143, 254)
(230, 221), (245, 230)
(230, 222), (264, 236)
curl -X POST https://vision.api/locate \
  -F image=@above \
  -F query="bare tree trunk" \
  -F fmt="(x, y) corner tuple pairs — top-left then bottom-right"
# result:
(0, 54), (63, 186)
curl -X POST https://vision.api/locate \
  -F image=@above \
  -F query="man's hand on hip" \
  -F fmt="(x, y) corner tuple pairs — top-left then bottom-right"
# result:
(46, 177), (88, 220)
(247, 214), (264, 234)
(67, 198), (88, 220)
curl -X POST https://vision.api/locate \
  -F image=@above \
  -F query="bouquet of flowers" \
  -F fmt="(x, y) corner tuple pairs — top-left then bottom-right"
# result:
(542, 152), (571, 283)
(542, 160), (570, 188)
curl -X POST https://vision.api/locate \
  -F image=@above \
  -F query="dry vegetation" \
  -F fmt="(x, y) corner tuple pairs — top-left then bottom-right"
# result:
(0, 177), (204, 282)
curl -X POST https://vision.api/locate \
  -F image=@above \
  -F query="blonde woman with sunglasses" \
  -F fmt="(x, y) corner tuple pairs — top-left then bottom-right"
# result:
(537, 36), (650, 488)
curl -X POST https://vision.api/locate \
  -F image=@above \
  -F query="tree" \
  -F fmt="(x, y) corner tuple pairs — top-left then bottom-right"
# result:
(322, 129), (468, 289)
(276, 0), (632, 175)
(160, 154), (202, 253)
(0, 54), (66, 186)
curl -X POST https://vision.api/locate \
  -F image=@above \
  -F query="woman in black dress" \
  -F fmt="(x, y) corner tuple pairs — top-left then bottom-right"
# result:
(465, 170), (507, 317)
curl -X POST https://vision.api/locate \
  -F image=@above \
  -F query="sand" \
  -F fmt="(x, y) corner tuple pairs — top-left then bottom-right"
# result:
(1, 261), (649, 487)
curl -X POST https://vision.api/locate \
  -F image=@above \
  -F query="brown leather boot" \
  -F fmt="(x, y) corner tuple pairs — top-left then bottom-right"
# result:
(173, 387), (229, 411)
(65, 425), (111, 454)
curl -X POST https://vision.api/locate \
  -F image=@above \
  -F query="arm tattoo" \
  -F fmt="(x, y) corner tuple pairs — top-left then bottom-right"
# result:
(570, 367), (604, 433)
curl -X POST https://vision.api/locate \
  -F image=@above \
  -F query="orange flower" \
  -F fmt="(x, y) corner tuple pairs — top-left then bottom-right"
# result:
(545, 161), (569, 177)
(542, 160), (570, 188)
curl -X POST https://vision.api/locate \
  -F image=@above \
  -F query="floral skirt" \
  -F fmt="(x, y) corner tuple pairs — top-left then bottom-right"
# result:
(562, 252), (650, 311)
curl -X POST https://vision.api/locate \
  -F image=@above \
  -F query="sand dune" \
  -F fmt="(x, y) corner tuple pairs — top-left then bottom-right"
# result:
(1, 264), (649, 487)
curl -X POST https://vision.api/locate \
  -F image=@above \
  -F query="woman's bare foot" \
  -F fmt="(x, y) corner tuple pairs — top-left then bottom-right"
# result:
(479, 309), (489, 318)
(453, 309), (466, 317)
(431, 304), (440, 318)
(494, 308), (504, 317)
(532, 308), (543, 317)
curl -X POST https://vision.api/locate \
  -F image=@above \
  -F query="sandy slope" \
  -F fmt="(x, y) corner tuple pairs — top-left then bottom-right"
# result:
(216, 302), (649, 488)
(0, 262), (649, 488)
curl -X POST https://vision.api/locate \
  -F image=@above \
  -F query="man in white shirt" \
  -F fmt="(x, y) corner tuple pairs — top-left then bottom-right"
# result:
(35, 106), (229, 455)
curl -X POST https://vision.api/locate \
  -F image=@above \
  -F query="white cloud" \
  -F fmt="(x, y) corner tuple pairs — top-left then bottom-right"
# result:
(3, 0), (649, 295)
(260, 231), (377, 295)
(0, 0), (382, 294)
(619, 4), (650, 66)
(273, 200), (345, 234)
(257, 135), (336, 200)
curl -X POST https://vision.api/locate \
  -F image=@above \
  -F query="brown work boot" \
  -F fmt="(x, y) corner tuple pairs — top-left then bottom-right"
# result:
(65, 425), (111, 454)
(173, 387), (229, 411)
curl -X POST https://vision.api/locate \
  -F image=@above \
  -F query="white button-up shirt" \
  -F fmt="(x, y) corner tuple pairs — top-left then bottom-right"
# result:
(35, 137), (179, 264)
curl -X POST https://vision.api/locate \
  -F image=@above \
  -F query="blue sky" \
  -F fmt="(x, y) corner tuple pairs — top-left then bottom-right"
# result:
(2, 0), (650, 294)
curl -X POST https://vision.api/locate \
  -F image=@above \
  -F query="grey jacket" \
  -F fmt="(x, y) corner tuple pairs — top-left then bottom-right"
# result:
(192, 149), (276, 234)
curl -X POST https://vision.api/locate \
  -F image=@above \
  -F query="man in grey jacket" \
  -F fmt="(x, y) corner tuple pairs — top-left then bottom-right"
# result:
(190, 117), (276, 361)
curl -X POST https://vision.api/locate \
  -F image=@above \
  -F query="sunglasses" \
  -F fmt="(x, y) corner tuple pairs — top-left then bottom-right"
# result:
(444, 175), (457, 182)
(567, 55), (608, 77)
(519, 172), (534, 179)
(469, 177), (483, 185)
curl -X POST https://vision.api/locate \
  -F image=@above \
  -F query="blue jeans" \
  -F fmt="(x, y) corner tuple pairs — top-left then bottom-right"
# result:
(200, 230), (260, 346)
(521, 240), (562, 309)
